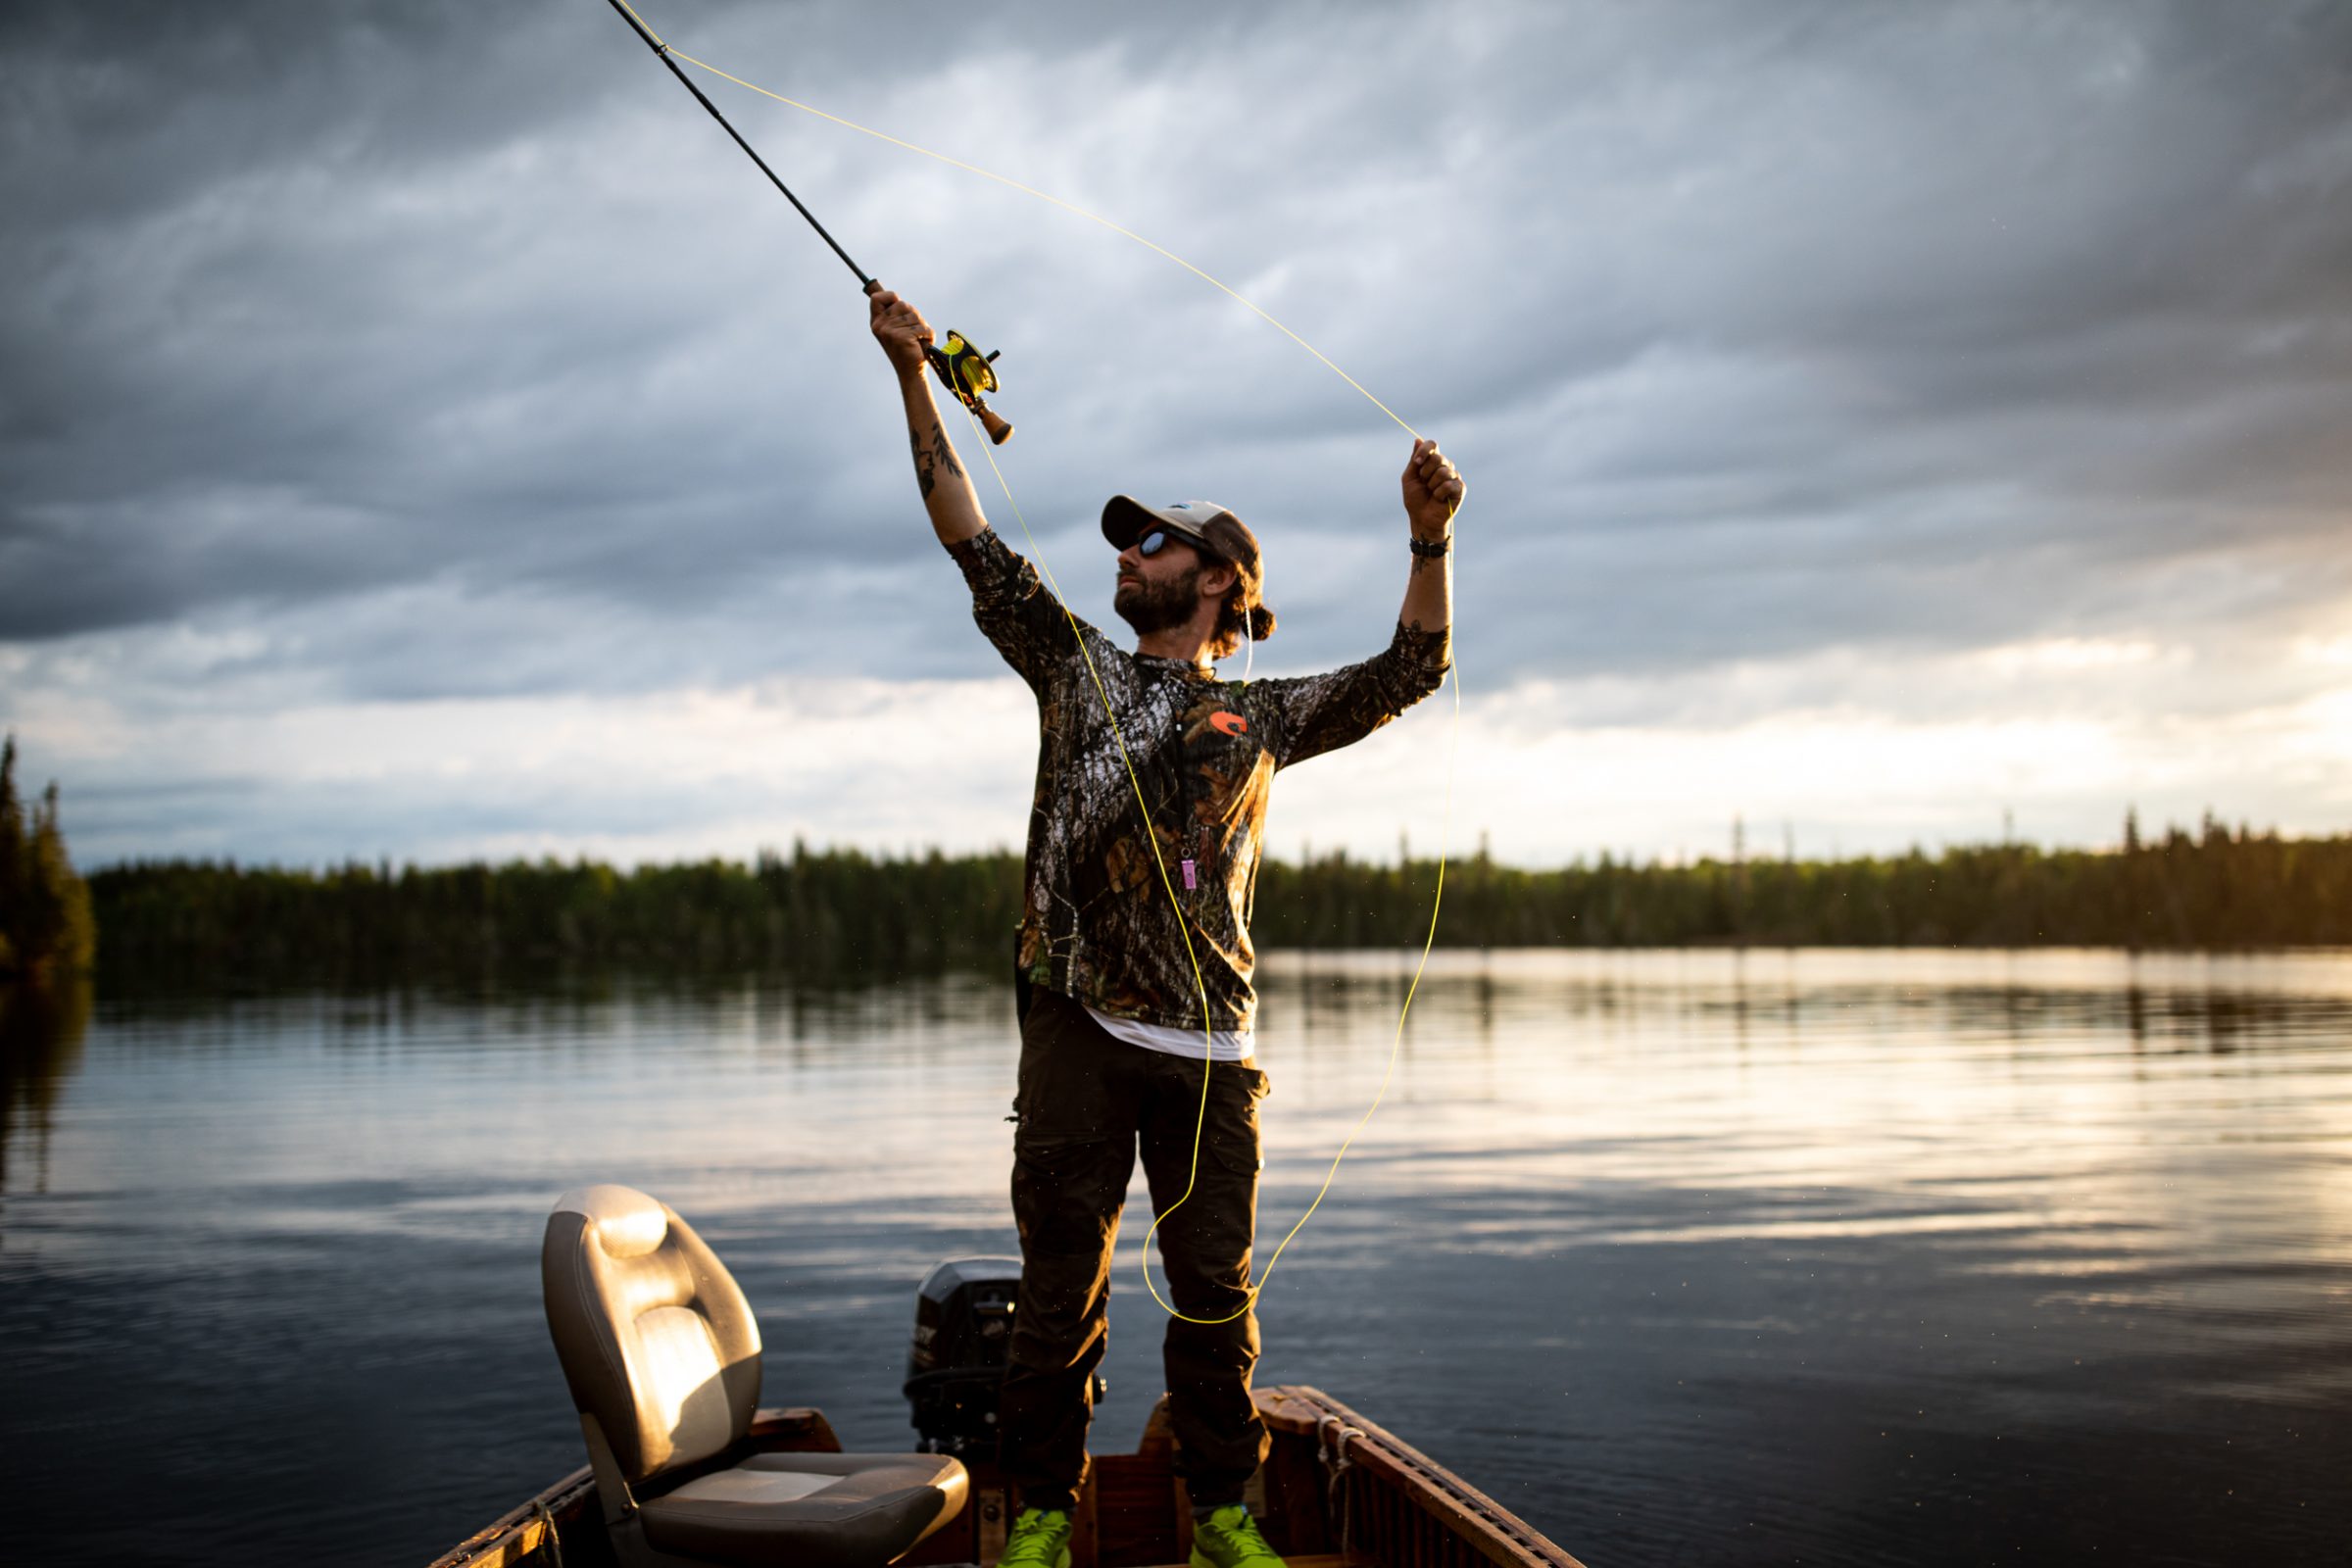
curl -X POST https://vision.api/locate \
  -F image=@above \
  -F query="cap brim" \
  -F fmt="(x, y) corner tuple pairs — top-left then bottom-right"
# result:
(1102, 496), (1225, 558)
(1101, 495), (1160, 551)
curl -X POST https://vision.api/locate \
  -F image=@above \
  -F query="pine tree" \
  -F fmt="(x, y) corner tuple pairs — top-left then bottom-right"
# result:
(30, 782), (96, 973)
(0, 737), (26, 974)
(0, 737), (96, 979)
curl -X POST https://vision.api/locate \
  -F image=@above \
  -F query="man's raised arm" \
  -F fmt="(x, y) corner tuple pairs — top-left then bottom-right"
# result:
(1400, 435), (1461, 634)
(869, 286), (987, 547)
(873, 286), (1076, 688)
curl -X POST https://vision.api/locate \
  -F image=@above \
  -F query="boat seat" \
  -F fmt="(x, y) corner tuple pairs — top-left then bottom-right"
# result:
(543, 1184), (966, 1568)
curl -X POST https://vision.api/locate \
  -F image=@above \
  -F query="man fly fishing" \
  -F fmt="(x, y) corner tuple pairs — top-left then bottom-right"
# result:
(871, 286), (1460, 1568)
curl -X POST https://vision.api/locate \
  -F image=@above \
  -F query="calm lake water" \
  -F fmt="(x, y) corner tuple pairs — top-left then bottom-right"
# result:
(3, 949), (2349, 1567)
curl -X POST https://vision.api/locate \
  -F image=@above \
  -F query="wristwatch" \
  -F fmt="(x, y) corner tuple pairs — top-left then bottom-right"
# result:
(1408, 534), (1451, 559)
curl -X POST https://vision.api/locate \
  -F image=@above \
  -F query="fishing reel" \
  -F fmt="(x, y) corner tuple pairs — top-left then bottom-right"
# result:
(926, 330), (1013, 445)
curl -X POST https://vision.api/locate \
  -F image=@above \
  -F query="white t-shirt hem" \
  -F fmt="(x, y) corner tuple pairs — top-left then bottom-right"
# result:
(1085, 1004), (1253, 1062)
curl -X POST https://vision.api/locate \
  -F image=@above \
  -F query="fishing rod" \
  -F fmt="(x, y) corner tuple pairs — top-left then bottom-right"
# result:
(601, 0), (1013, 443)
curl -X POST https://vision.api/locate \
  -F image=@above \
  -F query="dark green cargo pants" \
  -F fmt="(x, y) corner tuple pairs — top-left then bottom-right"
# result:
(997, 986), (1271, 1512)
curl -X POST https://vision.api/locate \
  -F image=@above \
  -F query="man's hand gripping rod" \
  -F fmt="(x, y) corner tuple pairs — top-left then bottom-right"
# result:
(604, 0), (1012, 443)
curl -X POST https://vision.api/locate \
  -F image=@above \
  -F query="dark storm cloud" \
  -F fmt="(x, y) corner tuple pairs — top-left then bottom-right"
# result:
(3, 0), (2350, 698)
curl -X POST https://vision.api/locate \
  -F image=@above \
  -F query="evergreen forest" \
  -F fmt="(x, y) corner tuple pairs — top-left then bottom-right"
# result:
(85, 811), (2352, 985)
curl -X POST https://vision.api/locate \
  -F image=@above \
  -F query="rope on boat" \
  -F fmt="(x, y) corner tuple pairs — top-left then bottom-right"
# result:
(1318, 1414), (1367, 1559)
(530, 1497), (566, 1568)
(1318, 1413), (1367, 1472)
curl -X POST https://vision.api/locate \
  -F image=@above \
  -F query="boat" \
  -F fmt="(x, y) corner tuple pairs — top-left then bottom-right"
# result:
(428, 1188), (1588, 1568)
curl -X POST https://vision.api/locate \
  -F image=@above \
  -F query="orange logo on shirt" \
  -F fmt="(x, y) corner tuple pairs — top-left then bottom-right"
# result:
(1209, 710), (1249, 737)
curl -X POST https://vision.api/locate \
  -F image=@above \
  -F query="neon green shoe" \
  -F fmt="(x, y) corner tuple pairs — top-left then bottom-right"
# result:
(1000, 1506), (1073, 1568)
(1190, 1504), (1287, 1568)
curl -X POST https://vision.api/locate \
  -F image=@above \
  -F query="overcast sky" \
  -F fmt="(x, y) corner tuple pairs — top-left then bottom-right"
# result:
(4, 0), (2350, 870)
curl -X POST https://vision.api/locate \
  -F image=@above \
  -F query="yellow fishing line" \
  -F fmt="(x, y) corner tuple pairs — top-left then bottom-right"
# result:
(616, 0), (1460, 1323)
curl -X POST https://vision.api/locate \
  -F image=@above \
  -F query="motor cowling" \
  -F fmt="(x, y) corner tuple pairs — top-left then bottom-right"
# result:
(906, 1256), (1022, 1456)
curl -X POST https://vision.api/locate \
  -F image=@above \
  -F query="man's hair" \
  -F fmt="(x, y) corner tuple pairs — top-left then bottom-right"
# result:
(1206, 578), (1276, 662)
(1198, 513), (1273, 662)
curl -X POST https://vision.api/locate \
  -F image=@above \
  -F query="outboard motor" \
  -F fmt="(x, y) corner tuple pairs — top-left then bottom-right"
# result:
(906, 1256), (1022, 1456)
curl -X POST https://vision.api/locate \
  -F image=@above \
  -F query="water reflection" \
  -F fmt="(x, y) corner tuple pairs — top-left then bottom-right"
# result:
(0, 978), (89, 1195)
(82, 947), (2352, 1058)
(1264, 946), (2352, 1054)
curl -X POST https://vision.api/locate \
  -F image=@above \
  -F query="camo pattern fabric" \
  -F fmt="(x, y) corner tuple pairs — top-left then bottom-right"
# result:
(948, 526), (1450, 1034)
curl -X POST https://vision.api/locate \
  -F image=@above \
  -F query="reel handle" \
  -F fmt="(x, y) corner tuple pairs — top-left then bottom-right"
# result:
(974, 402), (1014, 446)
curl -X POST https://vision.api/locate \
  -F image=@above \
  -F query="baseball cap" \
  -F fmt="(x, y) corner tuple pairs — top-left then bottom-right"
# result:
(1101, 497), (1263, 593)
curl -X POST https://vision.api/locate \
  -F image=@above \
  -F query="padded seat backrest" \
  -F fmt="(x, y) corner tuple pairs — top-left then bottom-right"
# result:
(543, 1185), (762, 1484)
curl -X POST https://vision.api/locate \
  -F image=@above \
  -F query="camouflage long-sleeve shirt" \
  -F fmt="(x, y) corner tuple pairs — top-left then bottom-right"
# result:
(949, 525), (1450, 1034)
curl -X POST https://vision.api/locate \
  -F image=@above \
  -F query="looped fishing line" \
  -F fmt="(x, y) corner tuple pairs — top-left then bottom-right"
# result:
(615, 0), (1462, 1323)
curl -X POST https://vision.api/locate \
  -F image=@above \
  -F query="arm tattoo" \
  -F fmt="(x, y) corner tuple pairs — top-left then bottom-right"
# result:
(910, 419), (961, 502)
(911, 426), (938, 500)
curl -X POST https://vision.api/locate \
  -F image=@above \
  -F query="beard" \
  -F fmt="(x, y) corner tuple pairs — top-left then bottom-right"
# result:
(1114, 564), (1200, 636)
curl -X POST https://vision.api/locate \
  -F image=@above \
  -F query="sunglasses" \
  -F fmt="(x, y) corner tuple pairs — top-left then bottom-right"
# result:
(1136, 527), (1222, 562)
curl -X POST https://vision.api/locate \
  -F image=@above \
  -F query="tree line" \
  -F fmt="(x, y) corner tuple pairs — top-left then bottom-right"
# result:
(1265, 811), (2352, 950)
(85, 811), (2352, 983)
(90, 844), (1025, 982)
